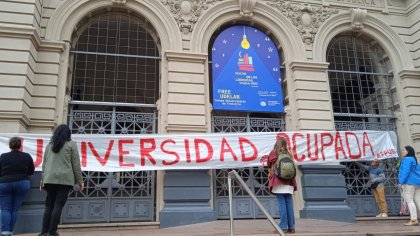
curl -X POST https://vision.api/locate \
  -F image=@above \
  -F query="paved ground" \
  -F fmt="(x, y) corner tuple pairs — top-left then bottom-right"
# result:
(19, 217), (420, 236)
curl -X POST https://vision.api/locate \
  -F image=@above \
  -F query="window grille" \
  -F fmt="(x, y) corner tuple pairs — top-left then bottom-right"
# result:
(70, 12), (160, 105)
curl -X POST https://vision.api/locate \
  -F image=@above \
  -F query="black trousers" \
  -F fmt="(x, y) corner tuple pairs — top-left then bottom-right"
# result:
(41, 184), (71, 235)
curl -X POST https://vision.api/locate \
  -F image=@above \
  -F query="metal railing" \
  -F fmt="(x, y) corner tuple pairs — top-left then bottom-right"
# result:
(227, 170), (285, 236)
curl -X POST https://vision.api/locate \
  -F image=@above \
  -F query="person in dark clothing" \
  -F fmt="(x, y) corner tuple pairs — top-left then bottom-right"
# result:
(39, 124), (83, 236)
(0, 137), (35, 236)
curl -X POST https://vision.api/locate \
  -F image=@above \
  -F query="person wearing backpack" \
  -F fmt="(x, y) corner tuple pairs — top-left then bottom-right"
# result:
(355, 160), (388, 218)
(398, 145), (420, 226)
(267, 137), (297, 234)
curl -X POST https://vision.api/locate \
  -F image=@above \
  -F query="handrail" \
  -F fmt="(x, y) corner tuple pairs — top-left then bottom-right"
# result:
(228, 170), (286, 236)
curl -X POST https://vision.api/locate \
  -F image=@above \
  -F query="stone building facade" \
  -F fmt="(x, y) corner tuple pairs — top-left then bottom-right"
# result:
(0, 0), (419, 233)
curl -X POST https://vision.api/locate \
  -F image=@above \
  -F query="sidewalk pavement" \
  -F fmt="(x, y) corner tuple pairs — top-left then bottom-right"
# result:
(19, 217), (420, 236)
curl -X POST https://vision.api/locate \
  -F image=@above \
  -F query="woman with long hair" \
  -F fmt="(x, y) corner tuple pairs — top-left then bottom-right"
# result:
(39, 124), (84, 236)
(398, 145), (420, 226)
(267, 137), (297, 234)
(0, 137), (34, 236)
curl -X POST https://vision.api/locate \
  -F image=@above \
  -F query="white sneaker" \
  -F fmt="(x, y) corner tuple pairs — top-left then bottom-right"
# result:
(376, 213), (382, 217)
(381, 213), (388, 217)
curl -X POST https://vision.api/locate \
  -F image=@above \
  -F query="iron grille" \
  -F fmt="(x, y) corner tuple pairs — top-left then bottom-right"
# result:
(70, 12), (160, 105)
(212, 115), (284, 219)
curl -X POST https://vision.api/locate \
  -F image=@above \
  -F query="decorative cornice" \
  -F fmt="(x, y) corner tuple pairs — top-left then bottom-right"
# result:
(160, 0), (223, 34)
(239, 0), (257, 17)
(398, 70), (420, 79)
(112, 0), (127, 4)
(0, 23), (65, 52)
(165, 51), (208, 63)
(0, 112), (30, 129)
(265, 1), (339, 45)
(350, 8), (367, 30)
(290, 61), (330, 72)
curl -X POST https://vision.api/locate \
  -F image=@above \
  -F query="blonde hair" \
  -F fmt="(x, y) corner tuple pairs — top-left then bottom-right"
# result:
(273, 137), (289, 156)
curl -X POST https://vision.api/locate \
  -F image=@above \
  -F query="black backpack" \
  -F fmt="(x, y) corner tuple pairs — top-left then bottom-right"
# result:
(274, 152), (296, 180)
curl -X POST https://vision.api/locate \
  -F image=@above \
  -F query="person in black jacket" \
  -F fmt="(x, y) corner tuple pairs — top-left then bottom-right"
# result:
(0, 137), (35, 236)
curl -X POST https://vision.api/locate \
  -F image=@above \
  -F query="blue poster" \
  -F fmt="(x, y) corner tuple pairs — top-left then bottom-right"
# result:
(212, 25), (283, 112)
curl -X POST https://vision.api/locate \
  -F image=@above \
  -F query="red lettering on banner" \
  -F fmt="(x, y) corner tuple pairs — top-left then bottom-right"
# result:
(88, 140), (114, 166)
(239, 137), (258, 162)
(118, 139), (134, 167)
(292, 133), (305, 162)
(307, 134), (319, 161)
(194, 138), (214, 163)
(345, 132), (361, 159)
(321, 132), (334, 160)
(81, 141), (87, 167)
(219, 138), (238, 161)
(184, 139), (192, 163)
(161, 139), (180, 165)
(140, 138), (157, 166)
(362, 132), (374, 157)
(335, 132), (347, 160)
(34, 139), (43, 167)
(377, 148), (397, 158)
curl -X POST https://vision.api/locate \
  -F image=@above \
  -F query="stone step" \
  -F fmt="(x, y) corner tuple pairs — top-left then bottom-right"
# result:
(58, 221), (160, 232)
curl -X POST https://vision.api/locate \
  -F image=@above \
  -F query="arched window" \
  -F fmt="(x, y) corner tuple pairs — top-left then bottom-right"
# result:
(70, 12), (160, 105)
(327, 32), (395, 130)
(63, 11), (160, 224)
(209, 24), (286, 219)
(327, 32), (399, 216)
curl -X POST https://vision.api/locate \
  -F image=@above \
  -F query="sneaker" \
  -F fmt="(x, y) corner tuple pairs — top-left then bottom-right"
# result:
(404, 220), (419, 226)
(381, 213), (388, 217)
(376, 213), (382, 217)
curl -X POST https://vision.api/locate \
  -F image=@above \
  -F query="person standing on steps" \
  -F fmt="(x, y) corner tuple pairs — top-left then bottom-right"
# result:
(267, 137), (297, 234)
(38, 124), (84, 236)
(398, 145), (420, 226)
(355, 160), (388, 218)
(0, 137), (35, 236)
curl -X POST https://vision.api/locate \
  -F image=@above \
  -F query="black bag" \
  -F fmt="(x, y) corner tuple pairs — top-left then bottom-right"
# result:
(370, 182), (380, 189)
(274, 152), (296, 180)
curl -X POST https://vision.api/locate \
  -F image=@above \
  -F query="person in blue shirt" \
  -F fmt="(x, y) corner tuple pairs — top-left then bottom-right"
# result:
(398, 145), (420, 226)
(355, 160), (388, 217)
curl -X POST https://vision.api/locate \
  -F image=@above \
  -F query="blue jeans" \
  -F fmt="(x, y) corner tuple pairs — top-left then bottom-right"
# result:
(0, 180), (30, 234)
(276, 193), (295, 230)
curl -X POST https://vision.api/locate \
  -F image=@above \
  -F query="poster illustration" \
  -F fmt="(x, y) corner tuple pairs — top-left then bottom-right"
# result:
(212, 25), (283, 112)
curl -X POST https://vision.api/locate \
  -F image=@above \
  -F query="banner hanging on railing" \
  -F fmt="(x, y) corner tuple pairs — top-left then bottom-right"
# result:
(0, 131), (398, 172)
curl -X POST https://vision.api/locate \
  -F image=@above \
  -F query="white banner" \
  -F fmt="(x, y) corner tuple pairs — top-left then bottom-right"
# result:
(0, 131), (398, 172)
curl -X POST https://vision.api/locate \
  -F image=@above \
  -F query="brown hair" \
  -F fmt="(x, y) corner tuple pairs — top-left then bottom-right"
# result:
(9, 137), (21, 150)
(273, 137), (289, 156)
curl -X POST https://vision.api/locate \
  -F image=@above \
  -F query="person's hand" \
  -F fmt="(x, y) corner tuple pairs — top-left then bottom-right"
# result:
(79, 182), (84, 192)
(39, 184), (44, 191)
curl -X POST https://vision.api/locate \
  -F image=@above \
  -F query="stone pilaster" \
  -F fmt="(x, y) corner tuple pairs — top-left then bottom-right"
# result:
(160, 51), (215, 227)
(289, 61), (334, 131)
(163, 51), (210, 133)
(289, 61), (355, 222)
(399, 70), (420, 155)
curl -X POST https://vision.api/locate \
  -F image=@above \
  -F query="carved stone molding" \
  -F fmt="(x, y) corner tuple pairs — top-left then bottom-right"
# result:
(265, 0), (339, 45)
(161, 0), (223, 34)
(239, 0), (257, 17)
(112, 0), (127, 4)
(350, 8), (367, 30)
